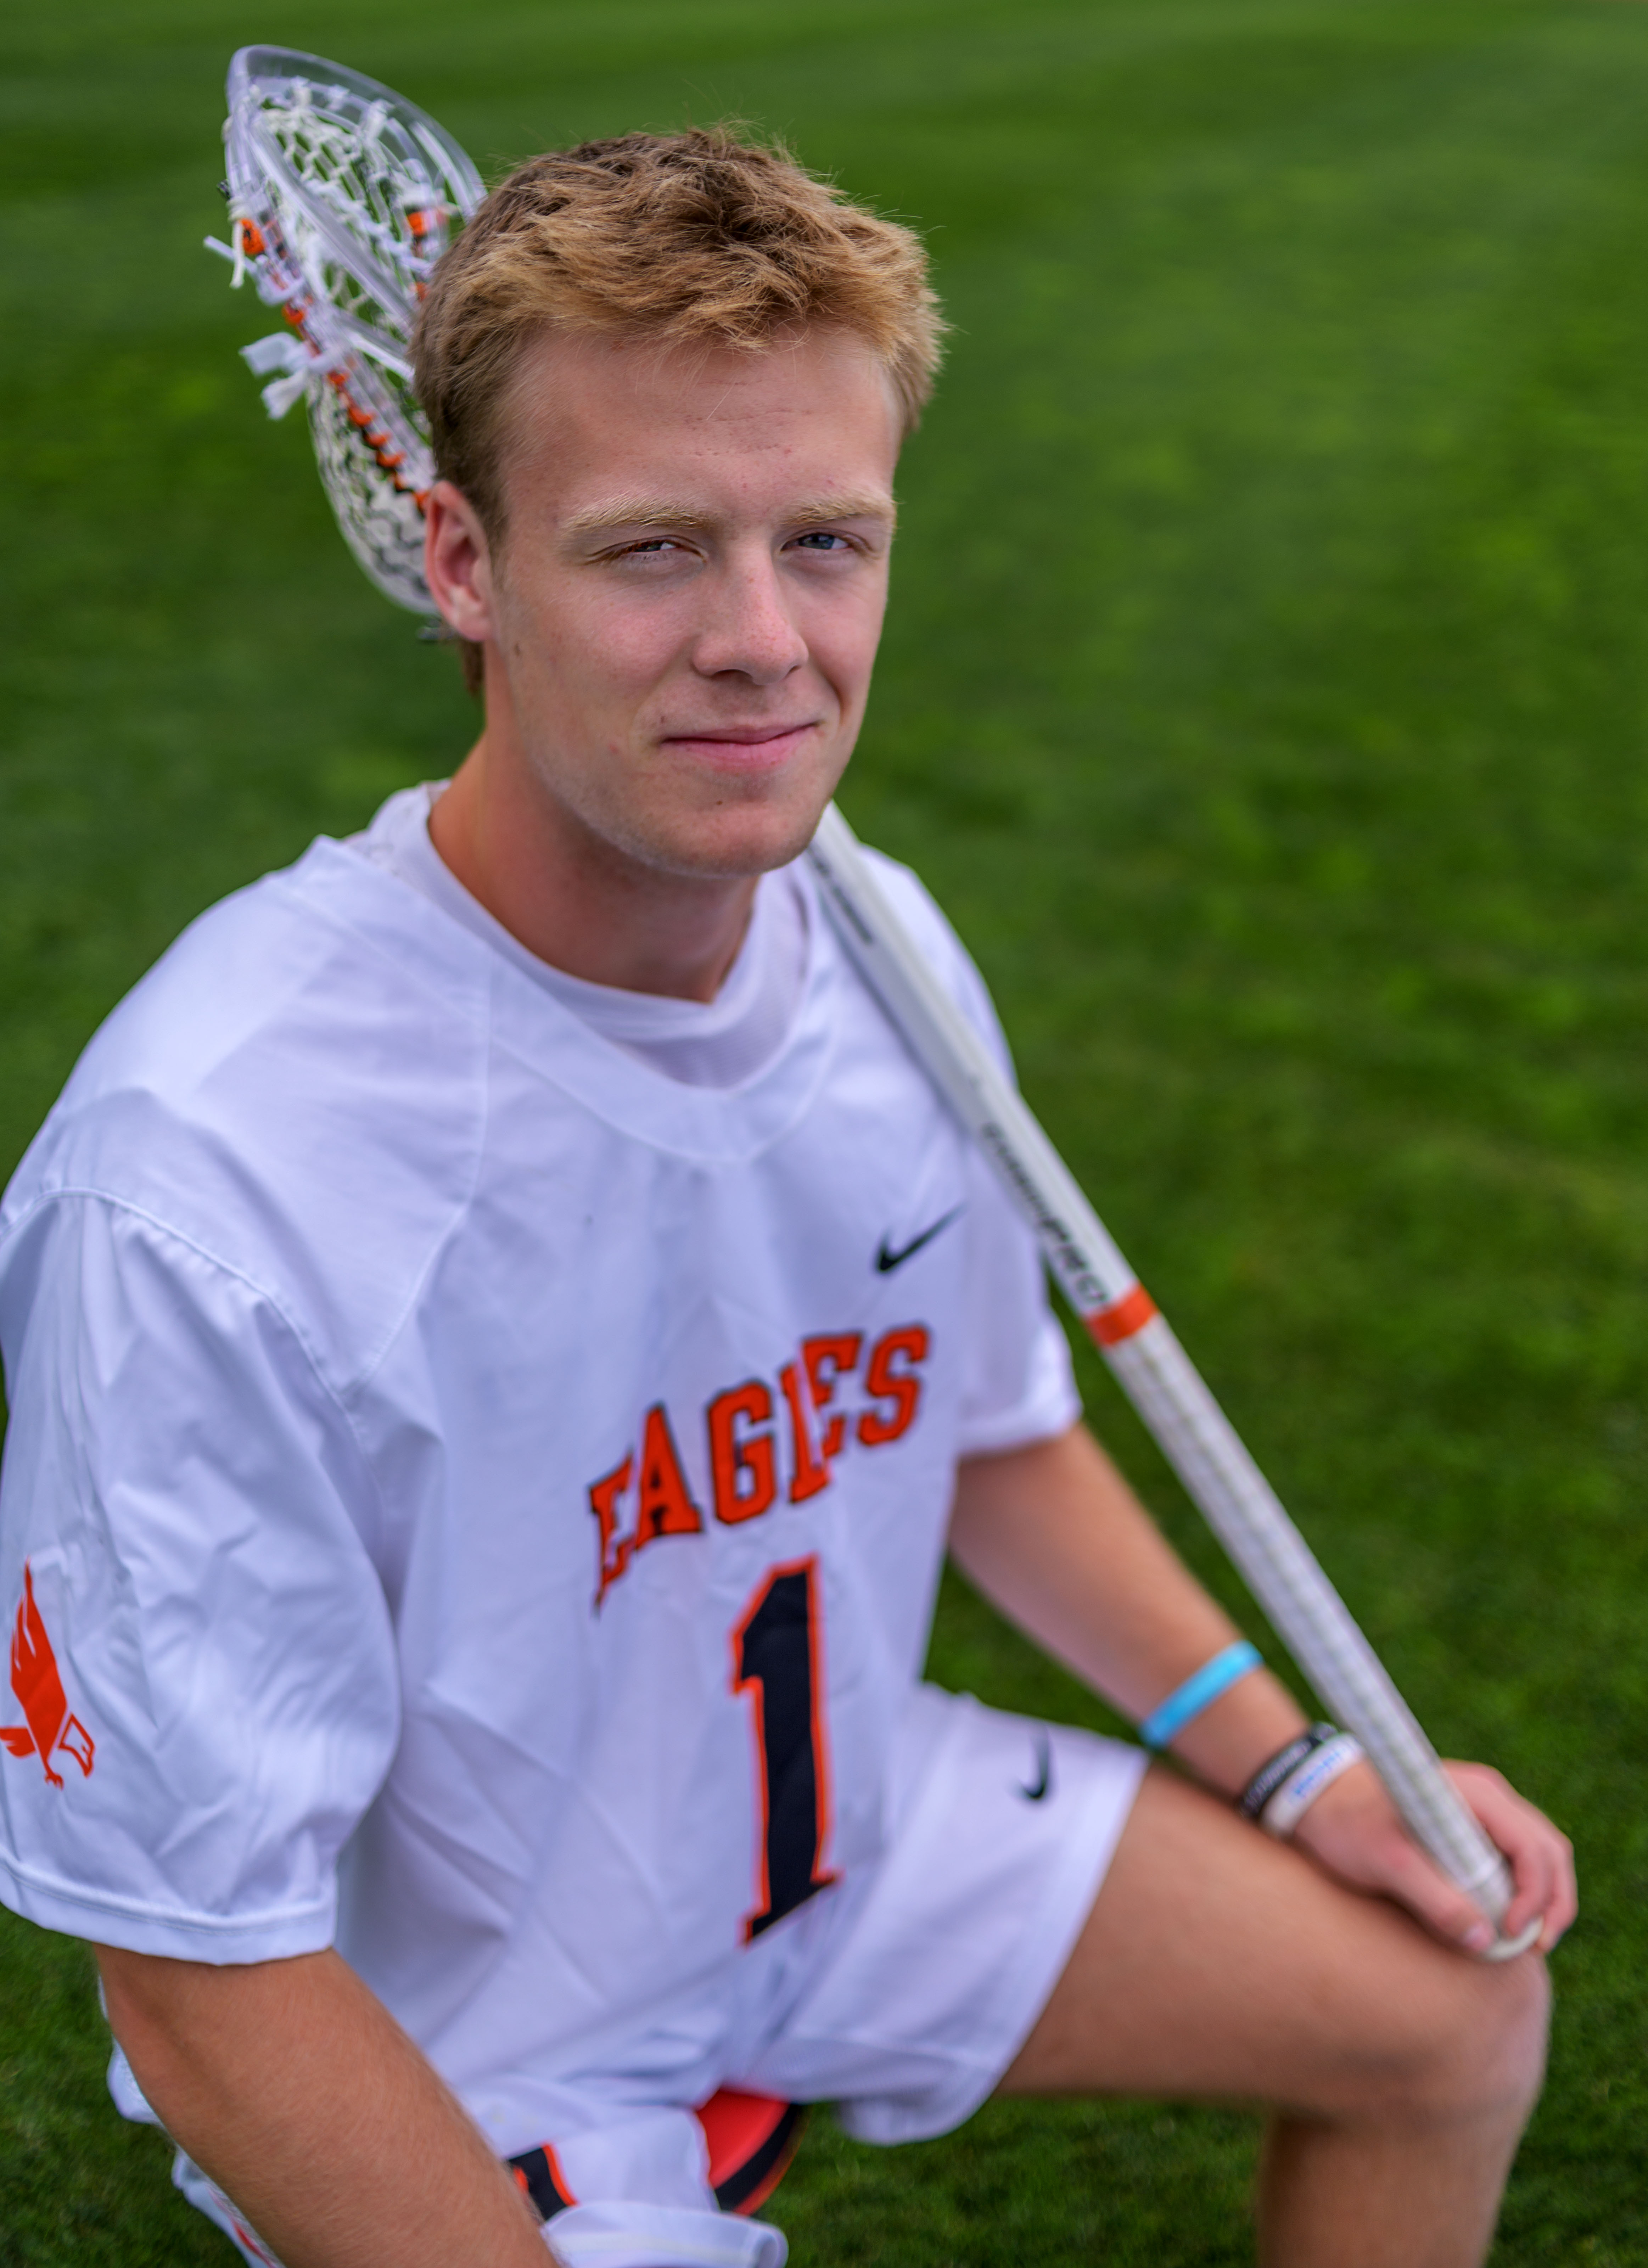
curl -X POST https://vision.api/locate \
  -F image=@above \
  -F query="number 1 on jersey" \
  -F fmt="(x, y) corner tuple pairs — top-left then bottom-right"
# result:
(733, 1558), (837, 1941)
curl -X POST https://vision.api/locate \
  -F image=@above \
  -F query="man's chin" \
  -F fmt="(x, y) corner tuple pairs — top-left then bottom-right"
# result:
(644, 817), (825, 883)
(609, 783), (845, 885)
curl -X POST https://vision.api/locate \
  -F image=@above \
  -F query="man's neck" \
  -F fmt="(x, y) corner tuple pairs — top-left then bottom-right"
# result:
(427, 734), (759, 1005)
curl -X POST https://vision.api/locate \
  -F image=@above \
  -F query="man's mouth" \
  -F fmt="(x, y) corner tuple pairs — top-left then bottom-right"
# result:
(657, 721), (826, 775)
(661, 722), (822, 747)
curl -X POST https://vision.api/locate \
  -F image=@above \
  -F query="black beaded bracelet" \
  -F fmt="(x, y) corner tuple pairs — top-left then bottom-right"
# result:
(1238, 1722), (1339, 1820)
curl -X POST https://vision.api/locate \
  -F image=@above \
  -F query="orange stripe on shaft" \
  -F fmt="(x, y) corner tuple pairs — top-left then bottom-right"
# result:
(1087, 1284), (1157, 1347)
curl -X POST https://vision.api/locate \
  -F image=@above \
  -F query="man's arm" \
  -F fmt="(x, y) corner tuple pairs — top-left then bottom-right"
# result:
(96, 1944), (548, 2268)
(948, 1423), (1575, 1953)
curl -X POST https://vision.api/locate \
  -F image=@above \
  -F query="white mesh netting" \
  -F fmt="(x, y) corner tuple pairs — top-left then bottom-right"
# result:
(212, 47), (485, 613)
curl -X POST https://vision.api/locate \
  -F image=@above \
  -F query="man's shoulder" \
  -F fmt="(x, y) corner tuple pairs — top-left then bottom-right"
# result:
(1, 838), (492, 1386)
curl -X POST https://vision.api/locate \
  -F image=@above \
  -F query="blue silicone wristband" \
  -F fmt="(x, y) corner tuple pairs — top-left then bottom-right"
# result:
(1139, 1640), (1262, 1751)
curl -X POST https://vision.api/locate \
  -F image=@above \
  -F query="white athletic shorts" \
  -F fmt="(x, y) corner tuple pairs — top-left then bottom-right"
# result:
(161, 1685), (1146, 2268)
(738, 1682), (1144, 2142)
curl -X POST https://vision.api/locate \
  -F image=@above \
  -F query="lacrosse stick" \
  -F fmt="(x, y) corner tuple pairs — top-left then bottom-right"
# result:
(807, 803), (1533, 1952)
(207, 46), (482, 612)
(208, 50), (1534, 1955)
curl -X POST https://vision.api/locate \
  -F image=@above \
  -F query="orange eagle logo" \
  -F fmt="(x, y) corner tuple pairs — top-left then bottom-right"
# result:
(0, 1565), (94, 1786)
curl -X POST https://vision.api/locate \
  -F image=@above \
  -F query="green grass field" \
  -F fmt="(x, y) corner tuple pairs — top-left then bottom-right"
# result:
(4, 0), (1648, 2257)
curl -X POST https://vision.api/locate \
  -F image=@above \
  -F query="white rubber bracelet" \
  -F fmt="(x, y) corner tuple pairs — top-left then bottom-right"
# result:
(1260, 1732), (1366, 1839)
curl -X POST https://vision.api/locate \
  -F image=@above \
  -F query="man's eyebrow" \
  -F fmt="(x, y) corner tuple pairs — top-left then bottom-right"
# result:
(561, 498), (716, 538)
(785, 491), (897, 528)
(560, 492), (897, 539)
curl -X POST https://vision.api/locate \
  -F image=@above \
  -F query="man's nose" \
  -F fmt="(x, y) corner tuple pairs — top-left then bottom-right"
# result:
(691, 552), (809, 685)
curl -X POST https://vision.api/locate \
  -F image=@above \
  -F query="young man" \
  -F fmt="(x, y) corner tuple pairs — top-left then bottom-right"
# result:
(0, 130), (1572, 2268)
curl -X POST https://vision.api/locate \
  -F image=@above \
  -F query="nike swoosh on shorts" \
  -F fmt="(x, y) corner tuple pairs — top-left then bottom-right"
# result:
(1019, 1732), (1053, 1802)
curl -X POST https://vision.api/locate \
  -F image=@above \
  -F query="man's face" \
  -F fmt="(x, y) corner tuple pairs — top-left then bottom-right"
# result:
(442, 325), (901, 881)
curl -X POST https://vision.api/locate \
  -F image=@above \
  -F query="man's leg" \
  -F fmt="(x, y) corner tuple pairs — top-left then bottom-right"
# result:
(999, 1768), (1549, 2268)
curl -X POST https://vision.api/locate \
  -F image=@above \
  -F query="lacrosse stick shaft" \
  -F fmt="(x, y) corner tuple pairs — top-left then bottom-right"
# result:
(807, 802), (1521, 1940)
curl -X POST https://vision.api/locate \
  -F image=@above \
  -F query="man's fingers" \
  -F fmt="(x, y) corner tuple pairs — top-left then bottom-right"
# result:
(1444, 1763), (1576, 1951)
(1372, 1830), (1502, 1954)
(1295, 1772), (1503, 1951)
(1295, 1755), (1576, 1956)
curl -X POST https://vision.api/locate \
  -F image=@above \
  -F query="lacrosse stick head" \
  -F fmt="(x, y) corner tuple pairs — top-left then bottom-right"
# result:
(215, 47), (485, 613)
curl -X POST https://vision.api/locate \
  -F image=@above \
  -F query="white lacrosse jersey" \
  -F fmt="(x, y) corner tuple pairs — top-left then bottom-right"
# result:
(0, 793), (1078, 2154)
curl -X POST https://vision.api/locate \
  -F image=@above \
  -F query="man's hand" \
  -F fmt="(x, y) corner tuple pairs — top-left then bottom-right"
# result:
(96, 1943), (548, 2268)
(1293, 1757), (1577, 1957)
(949, 1423), (1578, 1964)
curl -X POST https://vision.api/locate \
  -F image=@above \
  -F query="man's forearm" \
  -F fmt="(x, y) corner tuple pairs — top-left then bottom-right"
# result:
(96, 1944), (546, 2268)
(948, 1422), (1308, 1793)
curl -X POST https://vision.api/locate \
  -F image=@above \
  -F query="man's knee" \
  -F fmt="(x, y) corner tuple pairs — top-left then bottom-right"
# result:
(1343, 1945), (1550, 2132)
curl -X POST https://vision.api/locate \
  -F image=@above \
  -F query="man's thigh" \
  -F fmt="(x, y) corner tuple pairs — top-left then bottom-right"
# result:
(999, 1765), (1547, 2117)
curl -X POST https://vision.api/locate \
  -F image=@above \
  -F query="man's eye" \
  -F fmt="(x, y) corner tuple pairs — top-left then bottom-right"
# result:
(792, 532), (851, 552)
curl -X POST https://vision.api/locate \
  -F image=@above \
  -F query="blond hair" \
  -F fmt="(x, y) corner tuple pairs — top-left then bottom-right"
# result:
(413, 127), (943, 684)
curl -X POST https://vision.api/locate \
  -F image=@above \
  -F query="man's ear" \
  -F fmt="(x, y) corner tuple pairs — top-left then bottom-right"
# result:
(424, 482), (499, 644)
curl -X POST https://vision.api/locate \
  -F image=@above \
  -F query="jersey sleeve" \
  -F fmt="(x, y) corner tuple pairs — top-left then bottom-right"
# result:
(857, 854), (1082, 1458)
(0, 1193), (399, 1961)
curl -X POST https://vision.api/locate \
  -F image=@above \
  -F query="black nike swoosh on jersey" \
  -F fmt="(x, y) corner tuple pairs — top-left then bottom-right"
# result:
(875, 1205), (964, 1274)
(1019, 1733), (1053, 1803)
